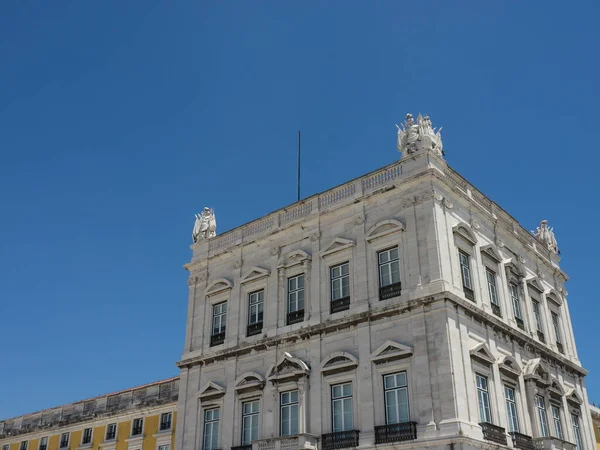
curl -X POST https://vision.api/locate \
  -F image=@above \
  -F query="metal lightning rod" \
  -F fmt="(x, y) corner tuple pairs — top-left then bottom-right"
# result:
(297, 130), (301, 202)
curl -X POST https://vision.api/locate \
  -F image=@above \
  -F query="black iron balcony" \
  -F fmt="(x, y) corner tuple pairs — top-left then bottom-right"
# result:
(556, 342), (564, 354)
(59, 442), (69, 449)
(39, 446), (47, 450)
(516, 317), (525, 330)
(491, 303), (502, 317)
(210, 331), (225, 347)
(537, 331), (546, 343)
(321, 430), (359, 450)
(463, 286), (475, 301)
(287, 309), (304, 325)
(131, 427), (143, 436)
(159, 421), (171, 431)
(374, 422), (417, 444)
(331, 296), (350, 314)
(247, 322), (263, 337)
(511, 432), (535, 450)
(480, 422), (507, 445)
(105, 431), (116, 441)
(379, 282), (402, 301)
(232, 445), (252, 450)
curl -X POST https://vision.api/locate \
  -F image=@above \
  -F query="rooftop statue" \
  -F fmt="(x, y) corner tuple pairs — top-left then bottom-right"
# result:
(533, 220), (559, 255)
(192, 207), (217, 243)
(396, 113), (443, 158)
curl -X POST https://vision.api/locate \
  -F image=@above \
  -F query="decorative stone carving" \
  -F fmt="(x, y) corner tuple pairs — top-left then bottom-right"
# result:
(495, 237), (505, 248)
(192, 207), (217, 242)
(270, 246), (280, 257)
(309, 231), (321, 242)
(532, 220), (559, 254)
(353, 215), (365, 226)
(396, 113), (443, 158)
(471, 219), (481, 230)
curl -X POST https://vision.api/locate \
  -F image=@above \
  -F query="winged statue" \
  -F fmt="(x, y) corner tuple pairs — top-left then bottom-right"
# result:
(532, 220), (559, 254)
(396, 113), (443, 158)
(192, 207), (217, 242)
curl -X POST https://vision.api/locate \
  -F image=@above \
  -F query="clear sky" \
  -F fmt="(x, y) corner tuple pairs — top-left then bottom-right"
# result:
(1, 1), (599, 418)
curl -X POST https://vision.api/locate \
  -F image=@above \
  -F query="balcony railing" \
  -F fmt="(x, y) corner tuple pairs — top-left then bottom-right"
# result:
(374, 422), (417, 444)
(379, 282), (402, 301)
(533, 437), (577, 450)
(321, 430), (359, 450)
(516, 317), (525, 330)
(480, 422), (507, 445)
(287, 309), (304, 325)
(105, 432), (116, 441)
(491, 303), (502, 317)
(210, 332), (225, 347)
(254, 434), (318, 450)
(232, 445), (253, 450)
(537, 331), (546, 343)
(247, 322), (263, 337)
(159, 421), (171, 431)
(331, 297), (350, 314)
(131, 427), (143, 436)
(463, 286), (475, 302)
(511, 432), (535, 450)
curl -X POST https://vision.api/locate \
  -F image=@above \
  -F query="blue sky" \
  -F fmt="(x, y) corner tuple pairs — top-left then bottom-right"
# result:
(1, 1), (599, 417)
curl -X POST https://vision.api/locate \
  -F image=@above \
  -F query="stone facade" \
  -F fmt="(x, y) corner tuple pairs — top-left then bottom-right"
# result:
(176, 148), (595, 450)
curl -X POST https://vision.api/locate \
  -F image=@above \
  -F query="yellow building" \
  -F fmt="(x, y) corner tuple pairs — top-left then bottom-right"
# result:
(591, 404), (600, 450)
(0, 378), (178, 450)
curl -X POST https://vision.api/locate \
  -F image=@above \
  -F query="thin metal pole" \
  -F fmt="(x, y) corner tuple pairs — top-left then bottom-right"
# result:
(297, 130), (301, 201)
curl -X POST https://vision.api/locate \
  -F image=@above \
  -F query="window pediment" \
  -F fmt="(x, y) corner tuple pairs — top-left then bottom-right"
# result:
(234, 372), (265, 395)
(320, 238), (355, 258)
(197, 381), (226, 403)
(453, 223), (477, 245)
(505, 260), (526, 280)
(240, 266), (270, 284)
(498, 355), (522, 377)
(566, 388), (583, 406)
(470, 343), (495, 365)
(204, 278), (233, 296)
(481, 245), (502, 263)
(546, 290), (563, 307)
(370, 341), (413, 364)
(524, 358), (550, 385)
(267, 352), (310, 383)
(527, 278), (545, 294)
(548, 379), (565, 397)
(365, 219), (405, 242)
(277, 249), (311, 269)
(320, 352), (359, 376)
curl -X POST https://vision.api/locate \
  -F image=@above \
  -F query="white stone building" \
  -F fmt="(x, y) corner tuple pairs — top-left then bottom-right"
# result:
(175, 116), (595, 450)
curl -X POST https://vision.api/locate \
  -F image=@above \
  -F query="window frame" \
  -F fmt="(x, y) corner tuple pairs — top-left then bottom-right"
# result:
(105, 423), (117, 441)
(378, 247), (401, 288)
(383, 371), (410, 425)
(38, 437), (48, 450)
(59, 432), (70, 449)
(504, 385), (520, 433)
(330, 262), (350, 301)
(331, 382), (354, 433)
(280, 390), (300, 437)
(287, 274), (305, 314)
(571, 413), (584, 450)
(19, 441), (28, 450)
(485, 268), (500, 307)
(241, 399), (260, 445)
(203, 408), (220, 450)
(551, 312), (563, 345)
(131, 417), (144, 437)
(81, 428), (93, 445)
(458, 250), (475, 301)
(248, 290), (264, 326)
(476, 373), (492, 424)
(509, 282), (524, 328)
(551, 404), (564, 440)
(160, 412), (173, 431)
(212, 302), (227, 336)
(536, 395), (550, 437)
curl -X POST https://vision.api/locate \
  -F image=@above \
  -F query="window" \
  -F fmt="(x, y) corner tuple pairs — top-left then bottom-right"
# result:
(3, 445), (9, 450)
(551, 312), (563, 345)
(486, 268), (500, 313)
(203, 409), (220, 450)
(160, 412), (172, 431)
(287, 274), (305, 325)
(332, 382), (353, 432)
(330, 262), (350, 313)
(551, 405), (563, 439)
(242, 400), (260, 445)
(280, 390), (299, 436)
(509, 283), (524, 328)
(82, 428), (92, 445)
(105, 423), (117, 440)
(476, 374), (492, 423)
(211, 302), (227, 346)
(532, 300), (545, 342)
(158, 446), (170, 450)
(20, 442), (28, 450)
(378, 248), (401, 300)
(504, 386), (519, 433)
(132, 418), (143, 436)
(247, 290), (264, 336)
(536, 395), (550, 437)
(459, 251), (475, 301)
(60, 433), (70, 449)
(384, 372), (409, 425)
(572, 414), (584, 450)
(39, 438), (48, 450)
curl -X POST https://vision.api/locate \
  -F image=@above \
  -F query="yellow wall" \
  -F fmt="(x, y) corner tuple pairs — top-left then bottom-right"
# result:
(592, 416), (600, 450)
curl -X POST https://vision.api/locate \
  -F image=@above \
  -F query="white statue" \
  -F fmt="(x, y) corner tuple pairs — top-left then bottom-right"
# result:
(533, 220), (559, 254)
(396, 113), (443, 158)
(192, 207), (217, 242)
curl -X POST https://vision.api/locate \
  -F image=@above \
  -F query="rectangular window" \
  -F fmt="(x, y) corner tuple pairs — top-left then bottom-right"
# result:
(486, 268), (499, 306)
(504, 386), (519, 433)
(60, 433), (70, 449)
(211, 302), (227, 346)
(476, 374), (492, 423)
(332, 382), (353, 432)
(132, 418), (143, 436)
(105, 423), (117, 440)
(247, 290), (264, 336)
(536, 395), (550, 437)
(160, 412), (172, 431)
(82, 428), (92, 445)
(509, 283), (524, 327)
(203, 409), (220, 450)
(39, 438), (48, 450)
(378, 248), (400, 287)
(551, 312), (563, 344)
(459, 251), (475, 300)
(552, 405), (563, 440)
(3, 445), (9, 450)
(20, 442), (28, 450)
(158, 446), (170, 450)
(287, 274), (305, 325)
(383, 372), (409, 425)
(242, 400), (260, 445)
(330, 262), (350, 313)
(280, 390), (299, 436)
(572, 414), (584, 450)
(532, 300), (544, 333)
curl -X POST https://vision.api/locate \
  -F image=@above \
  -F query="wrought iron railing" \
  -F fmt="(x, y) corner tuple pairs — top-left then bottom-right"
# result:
(287, 309), (304, 325)
(247, 322), (263, 337)
(232, 445), (252, 450)
(516, 317), (525, 330)
(210, 332), (225, 346)
(159, 421), (171, 431)
(374, 422), (417, 444)
(463, 286), (475, 302)
(331, 297), (350, 314)
(321, 430), (360, 450)
(480, 422), (507, 445)
(379, 282), (402, 301)
(511, 432), (535, 450)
